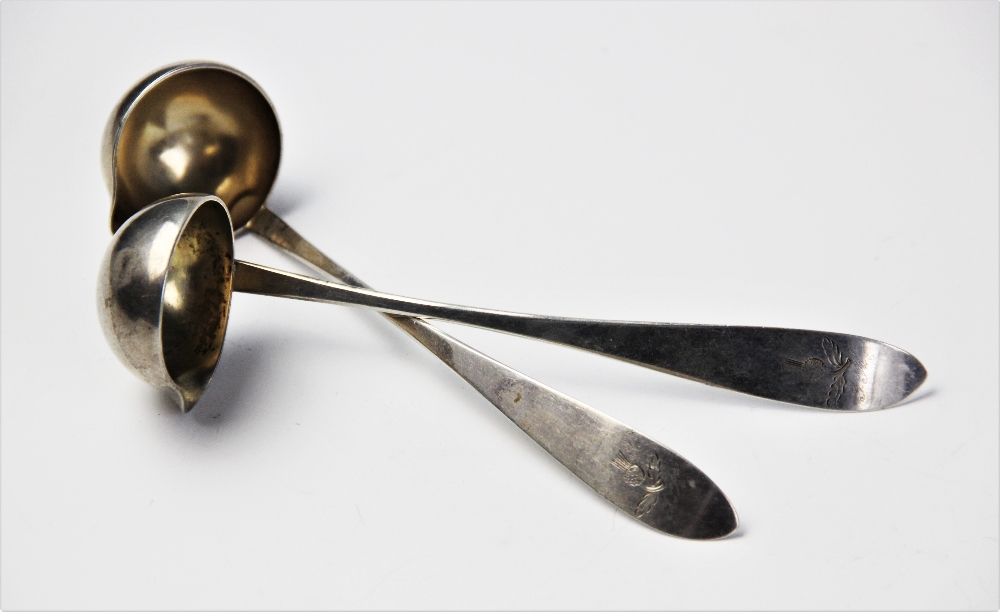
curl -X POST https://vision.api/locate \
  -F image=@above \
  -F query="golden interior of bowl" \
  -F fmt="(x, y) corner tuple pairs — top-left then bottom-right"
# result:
(161, 200), (234, 394)
(112, 67), (280, 232)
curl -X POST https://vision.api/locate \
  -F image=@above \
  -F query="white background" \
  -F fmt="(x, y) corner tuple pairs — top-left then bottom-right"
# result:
(2, 2), (997, 610)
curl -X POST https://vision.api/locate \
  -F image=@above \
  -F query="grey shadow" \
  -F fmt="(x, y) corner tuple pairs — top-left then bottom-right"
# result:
(889, 386), (936, 408)
(151, 388), (183, 414)
(265, 180), (314, 217)
(625, 376), (820, 415)
(188, 334), (273, 428)
(160, 324), (390, 438)
(490, 355), (824, 416)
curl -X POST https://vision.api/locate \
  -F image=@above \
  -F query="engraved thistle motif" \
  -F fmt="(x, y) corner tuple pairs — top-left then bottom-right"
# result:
(785, 337), (851, 407)
(612, 451), (677, 518)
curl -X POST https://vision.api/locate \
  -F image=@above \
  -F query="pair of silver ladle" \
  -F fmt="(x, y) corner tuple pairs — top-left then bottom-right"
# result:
(99, 62), (927, 540)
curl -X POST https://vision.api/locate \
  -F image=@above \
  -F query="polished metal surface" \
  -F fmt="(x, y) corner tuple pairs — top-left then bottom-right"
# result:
(98, 195), (234, 412)
(100, 195), (737, 539)
(103, 62), (280, 232)
(234, 255), (925, 412)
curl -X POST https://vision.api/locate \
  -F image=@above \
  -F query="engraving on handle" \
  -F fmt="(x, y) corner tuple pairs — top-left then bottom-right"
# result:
(613, 450), (678, 518)
(785, 337), (852, 408)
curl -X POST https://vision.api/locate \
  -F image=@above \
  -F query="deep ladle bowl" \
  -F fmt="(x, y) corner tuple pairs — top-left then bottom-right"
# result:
(98, 195), (234, 411)
(103, 62), (280, 233)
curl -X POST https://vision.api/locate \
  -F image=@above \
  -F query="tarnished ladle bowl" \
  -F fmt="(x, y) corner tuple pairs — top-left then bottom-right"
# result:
(98, 195), (234, 410)
(103, 62), (280, 233)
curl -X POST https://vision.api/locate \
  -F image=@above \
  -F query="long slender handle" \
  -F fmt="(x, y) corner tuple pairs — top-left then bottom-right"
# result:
(231, 241), (926, 411)
(244, 206), (737, 539)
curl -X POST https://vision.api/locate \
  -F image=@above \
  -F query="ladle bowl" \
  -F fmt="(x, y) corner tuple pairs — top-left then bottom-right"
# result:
(98, 195), (234, 411)
(103, 62), (280, 232)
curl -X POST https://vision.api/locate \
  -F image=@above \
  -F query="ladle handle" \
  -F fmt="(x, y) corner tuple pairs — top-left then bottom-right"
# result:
(231, 256), (925, 411)
(243, 207), (736, 538)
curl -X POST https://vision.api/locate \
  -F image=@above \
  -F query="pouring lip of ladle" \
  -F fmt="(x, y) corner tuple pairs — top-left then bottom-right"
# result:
(98, 194), (236, 412)
(103, 60), (282, 234)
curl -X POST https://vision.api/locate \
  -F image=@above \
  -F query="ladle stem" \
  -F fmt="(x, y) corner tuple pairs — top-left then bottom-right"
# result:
(231, 259), (923, 410)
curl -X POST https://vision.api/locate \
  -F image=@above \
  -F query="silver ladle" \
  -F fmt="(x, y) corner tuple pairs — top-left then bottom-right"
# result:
(103, 62), (925, 412)
(99, 193), (739, 539)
